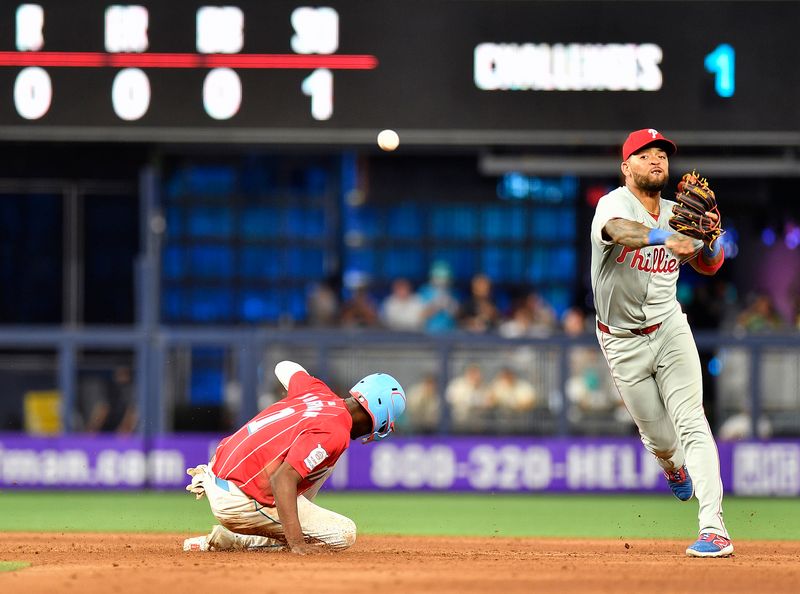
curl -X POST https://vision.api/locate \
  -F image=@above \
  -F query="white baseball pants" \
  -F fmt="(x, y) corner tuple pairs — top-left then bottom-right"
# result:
(192, 464), (356, 551)
(597, 311), (728, 537)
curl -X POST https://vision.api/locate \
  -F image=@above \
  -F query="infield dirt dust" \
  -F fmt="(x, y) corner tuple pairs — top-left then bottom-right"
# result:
(0, 533), (797, 594)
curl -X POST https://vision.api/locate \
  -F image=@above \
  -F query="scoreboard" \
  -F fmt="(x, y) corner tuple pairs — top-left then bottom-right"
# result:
(0, 0), (797, 146)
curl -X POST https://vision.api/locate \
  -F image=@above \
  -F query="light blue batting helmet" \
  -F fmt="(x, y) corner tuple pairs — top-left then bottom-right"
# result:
(350, 372), (406, 443)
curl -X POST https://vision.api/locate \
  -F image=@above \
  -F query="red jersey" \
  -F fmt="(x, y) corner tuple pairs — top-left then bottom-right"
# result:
(211, 371), (352, 506)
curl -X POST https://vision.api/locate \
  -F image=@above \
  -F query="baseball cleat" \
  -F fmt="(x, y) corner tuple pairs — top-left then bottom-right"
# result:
(183, 526), (240, 552)
(203, 525), (288, 552)
(686, 533), (734, 558)
(207, 524), (240, 551)
(183, 525), (240, 551)
(664, 465), (694, 501)
(183, 535), (210, 552)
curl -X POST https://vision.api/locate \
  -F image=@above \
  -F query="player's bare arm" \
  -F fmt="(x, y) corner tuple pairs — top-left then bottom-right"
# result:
(271, 462), (320, 555)
(603, 218), (696, 257)
(602, 218), (650, 247)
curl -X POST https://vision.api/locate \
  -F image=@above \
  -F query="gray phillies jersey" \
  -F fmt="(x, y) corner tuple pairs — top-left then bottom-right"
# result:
(590, 186), (702, 328)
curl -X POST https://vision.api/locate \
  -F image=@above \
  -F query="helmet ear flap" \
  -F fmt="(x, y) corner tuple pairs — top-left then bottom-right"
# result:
(390, 391), (406, 418)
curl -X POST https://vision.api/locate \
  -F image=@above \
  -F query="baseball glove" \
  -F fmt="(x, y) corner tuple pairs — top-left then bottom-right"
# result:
(669, 171), (724, 243)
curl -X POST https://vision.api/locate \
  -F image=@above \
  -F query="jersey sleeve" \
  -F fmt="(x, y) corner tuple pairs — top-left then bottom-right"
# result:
(591, 194), (636, 247)
(284, 427), (348, 480)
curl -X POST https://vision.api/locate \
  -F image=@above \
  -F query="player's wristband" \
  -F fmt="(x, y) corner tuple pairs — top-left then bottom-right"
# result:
(696, 242), (724, 274)
(647, 228), (670, 245)
(703, 240), (722, 259)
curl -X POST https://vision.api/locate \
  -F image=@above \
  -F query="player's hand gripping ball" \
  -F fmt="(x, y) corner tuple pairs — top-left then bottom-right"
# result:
(377, 129), (400, 151)
(669, 171), (724, 243)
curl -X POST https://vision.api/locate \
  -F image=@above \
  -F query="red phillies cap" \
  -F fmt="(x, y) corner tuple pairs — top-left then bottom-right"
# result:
(622, 128), (677, 161)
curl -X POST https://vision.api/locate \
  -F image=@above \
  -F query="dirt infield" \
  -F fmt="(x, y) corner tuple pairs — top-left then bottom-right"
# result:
(1, 533), (798, 594)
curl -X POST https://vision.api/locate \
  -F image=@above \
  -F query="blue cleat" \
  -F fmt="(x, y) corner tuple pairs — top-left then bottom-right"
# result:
(664, 465), (694, 501)
(686, 533), (734, 557)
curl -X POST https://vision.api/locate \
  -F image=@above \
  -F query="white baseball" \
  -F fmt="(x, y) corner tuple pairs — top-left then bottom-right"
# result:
(377, 129), (399, 151)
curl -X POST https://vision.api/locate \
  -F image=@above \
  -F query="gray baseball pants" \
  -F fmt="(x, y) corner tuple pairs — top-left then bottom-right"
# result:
(596, 311), (728, 537)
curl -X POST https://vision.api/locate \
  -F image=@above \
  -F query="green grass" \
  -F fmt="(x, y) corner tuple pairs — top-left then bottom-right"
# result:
(0, 491), (217, 533)
(0, 561), (31, 572)
(319, 493), (800, 540)
(0, 491), (797, 540)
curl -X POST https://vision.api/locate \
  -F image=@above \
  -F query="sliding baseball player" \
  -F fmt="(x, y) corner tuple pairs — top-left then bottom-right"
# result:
(183, 360), (406, 554)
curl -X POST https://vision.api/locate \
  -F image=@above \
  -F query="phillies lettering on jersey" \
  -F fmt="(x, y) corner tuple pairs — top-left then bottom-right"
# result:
(590, 186), (702, 328)
(211, 372), (352, 506)
(616, 246), (679, 274)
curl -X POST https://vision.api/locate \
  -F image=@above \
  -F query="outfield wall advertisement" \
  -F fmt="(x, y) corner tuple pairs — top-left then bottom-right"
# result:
(0, 435), (798, 497)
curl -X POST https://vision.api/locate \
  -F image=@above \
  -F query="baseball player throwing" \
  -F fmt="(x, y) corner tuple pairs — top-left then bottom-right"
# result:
(590, 129), (732, 557)
(183, 360), (406, 555)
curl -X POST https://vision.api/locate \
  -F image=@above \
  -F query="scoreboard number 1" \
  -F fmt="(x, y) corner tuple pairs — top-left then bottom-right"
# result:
(301, 68), (333, 121)
(704, 43), (735, 98)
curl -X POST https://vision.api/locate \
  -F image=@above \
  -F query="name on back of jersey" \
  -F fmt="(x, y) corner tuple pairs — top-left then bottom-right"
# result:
(300, 394), (337, 418)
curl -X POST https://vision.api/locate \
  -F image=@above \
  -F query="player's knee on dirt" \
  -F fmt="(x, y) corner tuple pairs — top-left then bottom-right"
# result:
(321, 516), (356, 551)
(341, 517), (357, 549)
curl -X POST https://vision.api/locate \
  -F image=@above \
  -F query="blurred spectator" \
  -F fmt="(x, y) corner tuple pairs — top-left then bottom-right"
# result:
(735, 292), (786, 332)
(418, 261), (459, 333)
(445, 363), (490, 431)
(498, 291), (557, 337)
(498, 302), (536, 338)
(718, 411), (772, 441)
(459, 273), (501, 333)
(524, 292), (559, 332)
(497, 293), (557, 372)
(403, 373), (441, 434)
(562, 307), (633, 434)
(341, 286), (380, 328)
(561, 305), (594, 335)
(496, 293), (554, 377)
(78, 365), (137, 434)
(729, 290), (800, 418)
(381, 277), (425, 331)
(485, 367), (538, 413)
(306, 278), (340, 327)
(113, 365), (138, 434)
